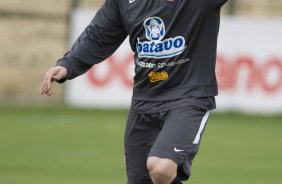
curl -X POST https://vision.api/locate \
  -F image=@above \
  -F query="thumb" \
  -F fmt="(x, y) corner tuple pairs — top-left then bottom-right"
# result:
(52, 75), (61, 81)
(52, 72), (64, 81)
(51, 67), (67, 82)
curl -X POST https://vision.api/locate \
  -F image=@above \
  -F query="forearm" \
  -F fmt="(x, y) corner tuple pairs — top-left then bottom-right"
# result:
(55, 0), (127, 82)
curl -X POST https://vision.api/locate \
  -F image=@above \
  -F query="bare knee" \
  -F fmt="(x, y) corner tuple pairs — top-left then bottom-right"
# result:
(147, 157), (178, 184)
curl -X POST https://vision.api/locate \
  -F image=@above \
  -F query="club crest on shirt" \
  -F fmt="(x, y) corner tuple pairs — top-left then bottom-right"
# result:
(136, 17), (186, 59)
(144, 17), (165, 41)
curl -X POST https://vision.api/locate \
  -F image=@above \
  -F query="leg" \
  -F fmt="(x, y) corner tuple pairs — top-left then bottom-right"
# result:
(148, 106), (211, 182)
(124, 112), (162, 184)
(147, 157), (178, 184)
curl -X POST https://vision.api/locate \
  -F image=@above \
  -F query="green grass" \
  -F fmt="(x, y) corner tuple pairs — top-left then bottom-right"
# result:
(0, 106), (281, 184)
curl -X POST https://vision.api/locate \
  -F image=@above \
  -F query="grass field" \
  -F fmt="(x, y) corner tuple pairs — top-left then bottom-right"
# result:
(0, 106), (281, 184)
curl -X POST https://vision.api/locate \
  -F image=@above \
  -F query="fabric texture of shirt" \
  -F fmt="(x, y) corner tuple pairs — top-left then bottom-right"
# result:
(57, 0), (228, 101)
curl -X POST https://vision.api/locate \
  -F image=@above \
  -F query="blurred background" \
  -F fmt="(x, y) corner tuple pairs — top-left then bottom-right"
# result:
(0, 0), (282, 184)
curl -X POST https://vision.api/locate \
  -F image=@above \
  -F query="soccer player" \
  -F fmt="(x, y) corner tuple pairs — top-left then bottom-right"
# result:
(41, 0), (228, 183)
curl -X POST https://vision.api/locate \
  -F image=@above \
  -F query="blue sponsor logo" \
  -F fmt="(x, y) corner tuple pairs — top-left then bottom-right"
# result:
(136, 17), (186, 59)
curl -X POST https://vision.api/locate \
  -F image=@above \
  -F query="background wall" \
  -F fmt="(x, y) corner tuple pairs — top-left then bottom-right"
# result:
(0, 0), (282, 106)
(0, 1), (282, 184)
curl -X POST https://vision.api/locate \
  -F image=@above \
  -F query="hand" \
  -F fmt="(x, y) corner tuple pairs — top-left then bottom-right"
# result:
(40, 66), (67, 96)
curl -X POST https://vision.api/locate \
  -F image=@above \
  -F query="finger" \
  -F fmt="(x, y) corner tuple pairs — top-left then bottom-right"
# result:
(43, 71), (54, 93)
(41, 82), (50, 95)
(43, 82), (52, 96)
(46, 88), (52, 96)
(45, 72), (53, 90)
(41, 73), (53, 95)
(41, 75), (48, 95)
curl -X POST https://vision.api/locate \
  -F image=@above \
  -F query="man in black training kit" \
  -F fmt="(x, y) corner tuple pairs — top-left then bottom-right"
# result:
(41, 0), (228, 183)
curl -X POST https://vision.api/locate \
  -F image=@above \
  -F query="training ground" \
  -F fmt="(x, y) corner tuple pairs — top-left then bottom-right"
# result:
(0, 106), (281, 184)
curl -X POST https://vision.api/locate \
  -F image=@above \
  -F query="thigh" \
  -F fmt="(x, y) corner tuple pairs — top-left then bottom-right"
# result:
(149, 106), (211, 181)
(124, 111), (162, 184)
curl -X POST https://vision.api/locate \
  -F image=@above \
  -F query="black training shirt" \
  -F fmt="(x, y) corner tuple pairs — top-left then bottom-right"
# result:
(57, 0), (228, 101)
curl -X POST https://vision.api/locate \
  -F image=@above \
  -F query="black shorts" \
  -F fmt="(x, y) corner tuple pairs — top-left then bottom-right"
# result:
(124, 98), (212, 184)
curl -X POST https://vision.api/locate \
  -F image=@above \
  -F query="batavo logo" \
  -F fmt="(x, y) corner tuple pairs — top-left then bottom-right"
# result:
(136, 17), (186, 59)
(148, 71), (169, 82)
